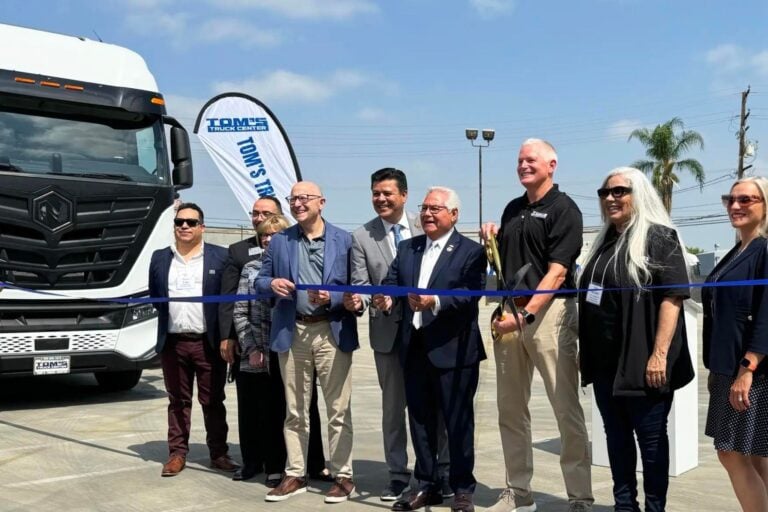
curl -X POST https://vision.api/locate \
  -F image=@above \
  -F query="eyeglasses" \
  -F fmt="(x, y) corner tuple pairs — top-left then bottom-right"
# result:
(597, 186), (632, 199)
(418, 204), (450, 214)
(285, 194), (322, 205)
(721, 194), (764, 207)
(174, 218), (201, 228)
(251, 210), (276, 218)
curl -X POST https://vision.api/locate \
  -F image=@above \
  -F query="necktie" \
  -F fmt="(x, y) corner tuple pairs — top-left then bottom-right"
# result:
(391, 224), (403, 252)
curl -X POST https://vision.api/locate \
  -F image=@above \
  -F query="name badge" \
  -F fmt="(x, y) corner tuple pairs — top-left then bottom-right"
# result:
(177, 271), (195, 290)
(248, 247), (259, 256)
(586, 282), (602, 306)
(531, 211), (548, 219)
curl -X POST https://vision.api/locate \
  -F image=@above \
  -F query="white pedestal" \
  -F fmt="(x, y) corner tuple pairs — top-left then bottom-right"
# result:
(590, 301), (700, 476)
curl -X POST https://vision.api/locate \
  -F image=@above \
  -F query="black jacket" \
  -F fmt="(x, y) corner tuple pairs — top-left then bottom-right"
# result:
(579, 225), (694, 396)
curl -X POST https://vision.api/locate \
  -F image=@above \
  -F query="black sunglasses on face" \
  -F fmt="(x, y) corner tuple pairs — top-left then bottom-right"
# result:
(174, 218), (201, 228)
(597, 186), (632, 199)
(721, 194), (764, 207)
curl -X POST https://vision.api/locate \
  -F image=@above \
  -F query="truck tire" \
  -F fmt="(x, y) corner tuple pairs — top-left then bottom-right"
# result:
(94, 370), (143, 391)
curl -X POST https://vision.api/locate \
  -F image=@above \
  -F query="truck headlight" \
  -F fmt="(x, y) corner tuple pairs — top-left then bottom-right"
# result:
(123, 303), (157, 327)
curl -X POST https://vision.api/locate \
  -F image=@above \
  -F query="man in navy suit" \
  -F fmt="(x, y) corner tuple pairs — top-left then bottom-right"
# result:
(374, 186), (486, 512)
(149, 203), (238, 477)
(256, 181), (359, 504)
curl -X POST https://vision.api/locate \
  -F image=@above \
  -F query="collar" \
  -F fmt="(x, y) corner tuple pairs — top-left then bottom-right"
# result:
(426, 228), (454, 251)
(299, 221), (326, 242)
(171, 242), (204, 259)
(524, 183), (562, 208)
(381, 213), (409, 233)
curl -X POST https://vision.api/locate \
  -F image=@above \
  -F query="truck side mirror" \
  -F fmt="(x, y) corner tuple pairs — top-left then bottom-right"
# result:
(164, 117), (193, 190)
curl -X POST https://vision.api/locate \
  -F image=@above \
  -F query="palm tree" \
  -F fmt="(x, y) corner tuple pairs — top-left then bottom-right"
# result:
(628, 117), (705, 212)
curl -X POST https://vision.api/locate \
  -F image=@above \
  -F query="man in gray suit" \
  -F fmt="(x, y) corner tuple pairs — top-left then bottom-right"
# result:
(344, 168), (449, 502)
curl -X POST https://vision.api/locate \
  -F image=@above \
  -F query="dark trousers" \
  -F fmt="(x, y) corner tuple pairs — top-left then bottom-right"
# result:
(161, 337), (229, 459)
(592, 373), (674, 512)
(404, 332), (479, 494)
(235, 351), (326, 475)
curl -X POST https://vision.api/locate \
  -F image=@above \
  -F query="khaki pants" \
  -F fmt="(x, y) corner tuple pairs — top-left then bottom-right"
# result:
(279, 321), (354, 478)
(494, 297), (593, 502)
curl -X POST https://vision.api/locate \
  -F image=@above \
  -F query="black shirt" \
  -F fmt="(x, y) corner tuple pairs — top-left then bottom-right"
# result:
(499, 184), (583, 294)
(579, 229), (623, 373)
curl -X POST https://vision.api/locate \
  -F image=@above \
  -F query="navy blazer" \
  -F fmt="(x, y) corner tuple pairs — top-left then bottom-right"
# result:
(255, 221), (359, 353)
(703, 236), (768, 376)
(382, 230), (487, 369)
(149, 243), (229, 353)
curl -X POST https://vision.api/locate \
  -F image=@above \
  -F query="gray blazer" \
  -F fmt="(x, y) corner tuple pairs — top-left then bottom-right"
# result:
(350, 211), (422, 353)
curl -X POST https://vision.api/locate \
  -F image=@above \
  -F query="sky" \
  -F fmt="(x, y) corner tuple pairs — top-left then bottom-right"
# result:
(3, 0), (768, 251)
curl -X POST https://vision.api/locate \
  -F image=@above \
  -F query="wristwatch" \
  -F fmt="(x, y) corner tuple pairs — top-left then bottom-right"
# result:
(740, 358), (757, 372)
(520, 309), (536, 325)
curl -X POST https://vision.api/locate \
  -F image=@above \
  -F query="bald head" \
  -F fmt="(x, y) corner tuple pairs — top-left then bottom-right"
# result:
(289, 181), (325, 228)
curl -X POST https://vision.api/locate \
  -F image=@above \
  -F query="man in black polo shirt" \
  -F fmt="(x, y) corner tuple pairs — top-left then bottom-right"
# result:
(481, 139), (593, 512)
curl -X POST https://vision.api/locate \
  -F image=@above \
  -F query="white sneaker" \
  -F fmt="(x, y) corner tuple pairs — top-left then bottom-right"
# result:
(486, 488), (537, 512)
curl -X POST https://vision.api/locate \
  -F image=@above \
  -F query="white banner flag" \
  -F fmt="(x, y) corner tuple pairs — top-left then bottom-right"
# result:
(193, 93), (301, 216)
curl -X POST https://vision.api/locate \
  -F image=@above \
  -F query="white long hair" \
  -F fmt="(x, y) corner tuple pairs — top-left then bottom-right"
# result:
(580, 167), (686, 289)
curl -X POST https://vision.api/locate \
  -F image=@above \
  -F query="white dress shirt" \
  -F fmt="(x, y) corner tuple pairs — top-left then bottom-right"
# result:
(412, 229), (454, 329)
(381, 215), (412, 253)
(167, 243), (206, 334)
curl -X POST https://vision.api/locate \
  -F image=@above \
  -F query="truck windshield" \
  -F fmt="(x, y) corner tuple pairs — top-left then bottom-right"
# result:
(0, 109), (169, 184)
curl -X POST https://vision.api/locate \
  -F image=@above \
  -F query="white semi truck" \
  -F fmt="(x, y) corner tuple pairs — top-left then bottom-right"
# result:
(0, 24), (193, 390)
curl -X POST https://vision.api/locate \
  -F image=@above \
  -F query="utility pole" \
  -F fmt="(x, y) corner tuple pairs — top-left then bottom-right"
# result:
(737, 85), (751, 179)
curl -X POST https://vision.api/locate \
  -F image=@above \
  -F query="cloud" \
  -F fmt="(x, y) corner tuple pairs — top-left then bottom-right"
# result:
(212, 0), (379, 20)
(164, 94), (207, 129)
(213, 69), (382, 104)
(469, 0), (515, 18)
(199, 18), (282, 48)
(705, 44), (768, 89)
(356, 107), (394, 123)
(607, 119), (643, 139)
(124, 11), (190, 39)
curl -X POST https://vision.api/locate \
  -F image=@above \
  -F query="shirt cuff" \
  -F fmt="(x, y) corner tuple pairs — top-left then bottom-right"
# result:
(432, 296), (441, 314)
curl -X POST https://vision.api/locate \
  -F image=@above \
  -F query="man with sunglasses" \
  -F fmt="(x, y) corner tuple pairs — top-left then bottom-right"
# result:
(219, 196), (332, 484)
(257, 181), (359, 504)
(149, 203), (238, 477)
(480, 139), (593, 512)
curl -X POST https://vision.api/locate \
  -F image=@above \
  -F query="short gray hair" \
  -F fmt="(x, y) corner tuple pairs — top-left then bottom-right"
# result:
(426, 186), (461, 211)
(521, 138), (558, 163)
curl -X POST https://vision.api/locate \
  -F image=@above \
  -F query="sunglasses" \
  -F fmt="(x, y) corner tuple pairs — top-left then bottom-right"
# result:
(597, 186), (632, 199)
(721, 194), (764, 207)
(174, 218), (201, 228)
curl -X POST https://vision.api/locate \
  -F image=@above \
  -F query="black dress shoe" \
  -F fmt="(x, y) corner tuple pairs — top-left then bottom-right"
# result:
(392, 490), (443, 511)
(232, 464), (262, 481)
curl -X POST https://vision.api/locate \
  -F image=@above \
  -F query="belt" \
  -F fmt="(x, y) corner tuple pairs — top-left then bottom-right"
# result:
(512, 296), (530, 308)
(168, 332), (206, 341)
(295, 314), (329, 324)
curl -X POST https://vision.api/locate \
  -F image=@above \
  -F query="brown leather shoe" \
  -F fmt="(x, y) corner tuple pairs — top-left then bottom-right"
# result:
(325, 477), (355, 503)
(210, 454), (240, 472)
(161, 456), (186, 477)
(392, 490), (443, 511)
(265, 475), (308, 502)
(451, 493), (474, 512)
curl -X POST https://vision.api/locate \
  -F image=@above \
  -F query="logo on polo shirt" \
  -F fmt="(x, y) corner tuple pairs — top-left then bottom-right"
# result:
(531, 211), (548, 219)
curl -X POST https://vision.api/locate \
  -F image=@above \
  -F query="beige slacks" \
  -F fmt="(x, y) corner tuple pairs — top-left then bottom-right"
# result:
(279, 321), (354, 478)
(494, 297), (593, 502)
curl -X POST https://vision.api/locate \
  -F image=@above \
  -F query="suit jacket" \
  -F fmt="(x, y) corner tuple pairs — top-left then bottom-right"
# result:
(382, 230), (487, 369)
(255, 221), (359, 354)
(149, 243), (229, 353)
(351, 211), (422, 353)
(219, 235), (260, 340)
(703, 236), (768, 376)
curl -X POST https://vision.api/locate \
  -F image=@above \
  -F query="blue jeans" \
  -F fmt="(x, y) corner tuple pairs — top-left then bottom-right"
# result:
(592, 373), (673, 512)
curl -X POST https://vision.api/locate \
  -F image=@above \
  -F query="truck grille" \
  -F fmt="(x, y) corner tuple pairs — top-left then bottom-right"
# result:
(0, 331), (118, 354)
(0, 179), (170, 289)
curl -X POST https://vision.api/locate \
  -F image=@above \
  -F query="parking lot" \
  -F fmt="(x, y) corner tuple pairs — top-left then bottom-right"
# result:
(0, 304), (738, 511)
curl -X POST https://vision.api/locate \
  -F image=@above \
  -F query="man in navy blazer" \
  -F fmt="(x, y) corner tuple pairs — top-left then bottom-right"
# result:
(374, 186), (486, 512)
(149, 203), (237, 477)
(256, 181), (359, 504)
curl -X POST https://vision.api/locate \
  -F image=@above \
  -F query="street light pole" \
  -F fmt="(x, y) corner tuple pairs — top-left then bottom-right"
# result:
(465, 128), (495, 232)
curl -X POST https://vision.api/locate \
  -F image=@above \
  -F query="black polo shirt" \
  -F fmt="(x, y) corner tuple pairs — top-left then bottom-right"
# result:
(498, 184), (582, 294)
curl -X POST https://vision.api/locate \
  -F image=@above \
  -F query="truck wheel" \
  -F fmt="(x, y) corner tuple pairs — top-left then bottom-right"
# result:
(94, 370), (143, 391)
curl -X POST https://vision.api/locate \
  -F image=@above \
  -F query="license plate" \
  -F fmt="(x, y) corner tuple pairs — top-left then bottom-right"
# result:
(33, 355), (71, 375)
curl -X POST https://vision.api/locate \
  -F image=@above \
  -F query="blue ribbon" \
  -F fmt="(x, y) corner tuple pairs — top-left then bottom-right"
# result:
(1, 279), (767, 304)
